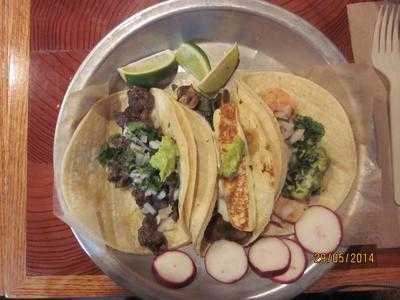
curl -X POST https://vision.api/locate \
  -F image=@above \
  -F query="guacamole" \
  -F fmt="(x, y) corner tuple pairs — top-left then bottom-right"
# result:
(220, 137), (245, 178)
(150, 136), (179, 182)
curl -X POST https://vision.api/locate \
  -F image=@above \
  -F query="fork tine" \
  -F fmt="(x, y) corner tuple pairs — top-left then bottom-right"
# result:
(373, 4), (385, 53)
(393, 5), (399, 53)
(380, 3), (390, 52)
(387, 4), (396, 52)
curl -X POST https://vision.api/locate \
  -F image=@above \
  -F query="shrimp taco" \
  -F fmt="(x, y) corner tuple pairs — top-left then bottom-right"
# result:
(61, 86), (197, 254)
(238, 71), (357, 236)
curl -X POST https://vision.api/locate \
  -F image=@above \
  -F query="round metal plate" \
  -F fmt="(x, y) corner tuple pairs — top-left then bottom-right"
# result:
(54, 0), (346, 299)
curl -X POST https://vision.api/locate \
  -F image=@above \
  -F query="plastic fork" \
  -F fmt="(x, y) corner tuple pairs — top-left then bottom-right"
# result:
(372, 3), (400, 205)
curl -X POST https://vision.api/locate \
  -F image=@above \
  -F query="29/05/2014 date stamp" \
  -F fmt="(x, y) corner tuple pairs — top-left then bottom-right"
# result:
(312, 245), (377, 267)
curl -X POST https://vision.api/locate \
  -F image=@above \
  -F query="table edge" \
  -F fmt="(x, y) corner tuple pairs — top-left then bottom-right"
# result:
(2, 0), (400, 298)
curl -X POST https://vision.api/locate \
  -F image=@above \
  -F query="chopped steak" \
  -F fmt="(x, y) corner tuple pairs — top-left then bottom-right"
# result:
(204, 214), (251, 245)
(166, 171), (179, 189)
(133, 190), (146, 208)
(113, 111), (128, 129)
(151, 198), (169, 210)
(115, 175), (132, 188)
(170, 200), (179, 222)
(138, 215), (167, 254)
(114, 86), (155, 127)
(107, 161), (123, 183)
(108, 134), (130, 148)
(128, 85), (154, 110)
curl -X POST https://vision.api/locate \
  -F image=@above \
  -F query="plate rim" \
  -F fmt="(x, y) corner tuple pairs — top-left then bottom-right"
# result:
(54, 1), (346, 299)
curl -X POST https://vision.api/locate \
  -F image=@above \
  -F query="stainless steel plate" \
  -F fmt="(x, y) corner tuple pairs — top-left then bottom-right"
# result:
(55, 0), (346, 299)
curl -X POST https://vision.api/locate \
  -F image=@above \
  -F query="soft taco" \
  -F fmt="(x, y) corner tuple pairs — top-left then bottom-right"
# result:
(61, 86), (197, 254)
(238, 71), (357, 236)
(191, 88), (281, 254)
(178, 106), (219, 255)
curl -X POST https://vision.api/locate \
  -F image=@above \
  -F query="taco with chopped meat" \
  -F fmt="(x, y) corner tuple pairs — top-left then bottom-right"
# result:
(61, 86), (197, 254)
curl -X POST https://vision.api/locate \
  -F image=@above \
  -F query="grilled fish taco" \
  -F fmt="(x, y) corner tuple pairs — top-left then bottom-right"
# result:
(191, 87), (282, 254)
(238, 71), (357, 236)
(61, 86), (197, 254)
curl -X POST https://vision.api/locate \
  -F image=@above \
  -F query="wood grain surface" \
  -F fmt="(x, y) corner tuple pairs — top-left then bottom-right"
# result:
(3, 0), (400, 298)
(0, 0), (8, 295)
(2, 0), (31, 297)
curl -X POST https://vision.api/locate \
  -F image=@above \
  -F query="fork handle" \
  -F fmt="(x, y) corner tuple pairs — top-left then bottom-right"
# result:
(389, 82), (400, 205)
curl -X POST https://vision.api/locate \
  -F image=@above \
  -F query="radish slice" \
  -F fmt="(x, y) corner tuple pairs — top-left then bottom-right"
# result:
(295, 205), (342, 254)
(205, 240), (248, 283)
(152, 250), (196, 288)
(248, 237), (291, 277)
(271, 239), (307, 284)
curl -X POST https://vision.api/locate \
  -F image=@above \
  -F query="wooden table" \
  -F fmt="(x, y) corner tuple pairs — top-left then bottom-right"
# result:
(2, 0), (400, 298)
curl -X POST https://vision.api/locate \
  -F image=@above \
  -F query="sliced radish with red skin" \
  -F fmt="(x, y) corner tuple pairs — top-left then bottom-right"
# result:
(271, 239), (307, 284)
(152, 250), (196, 288)
(295, 205), (342, 254)
(248, 237), (291, 278)
(205, 240), (248, 283)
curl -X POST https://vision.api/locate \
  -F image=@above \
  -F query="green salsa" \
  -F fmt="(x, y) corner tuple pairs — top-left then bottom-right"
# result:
(283, 116), (330, 200)
(220, 137), (245, 178)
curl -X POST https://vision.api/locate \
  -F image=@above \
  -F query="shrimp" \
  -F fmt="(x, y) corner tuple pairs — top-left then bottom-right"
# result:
(261, 88), (297, 120)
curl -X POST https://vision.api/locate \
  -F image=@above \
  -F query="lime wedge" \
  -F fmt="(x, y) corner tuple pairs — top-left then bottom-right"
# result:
(175, 42), (211, 80)
(118, 50), (176, 87)
(197, 43), (240, 96)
